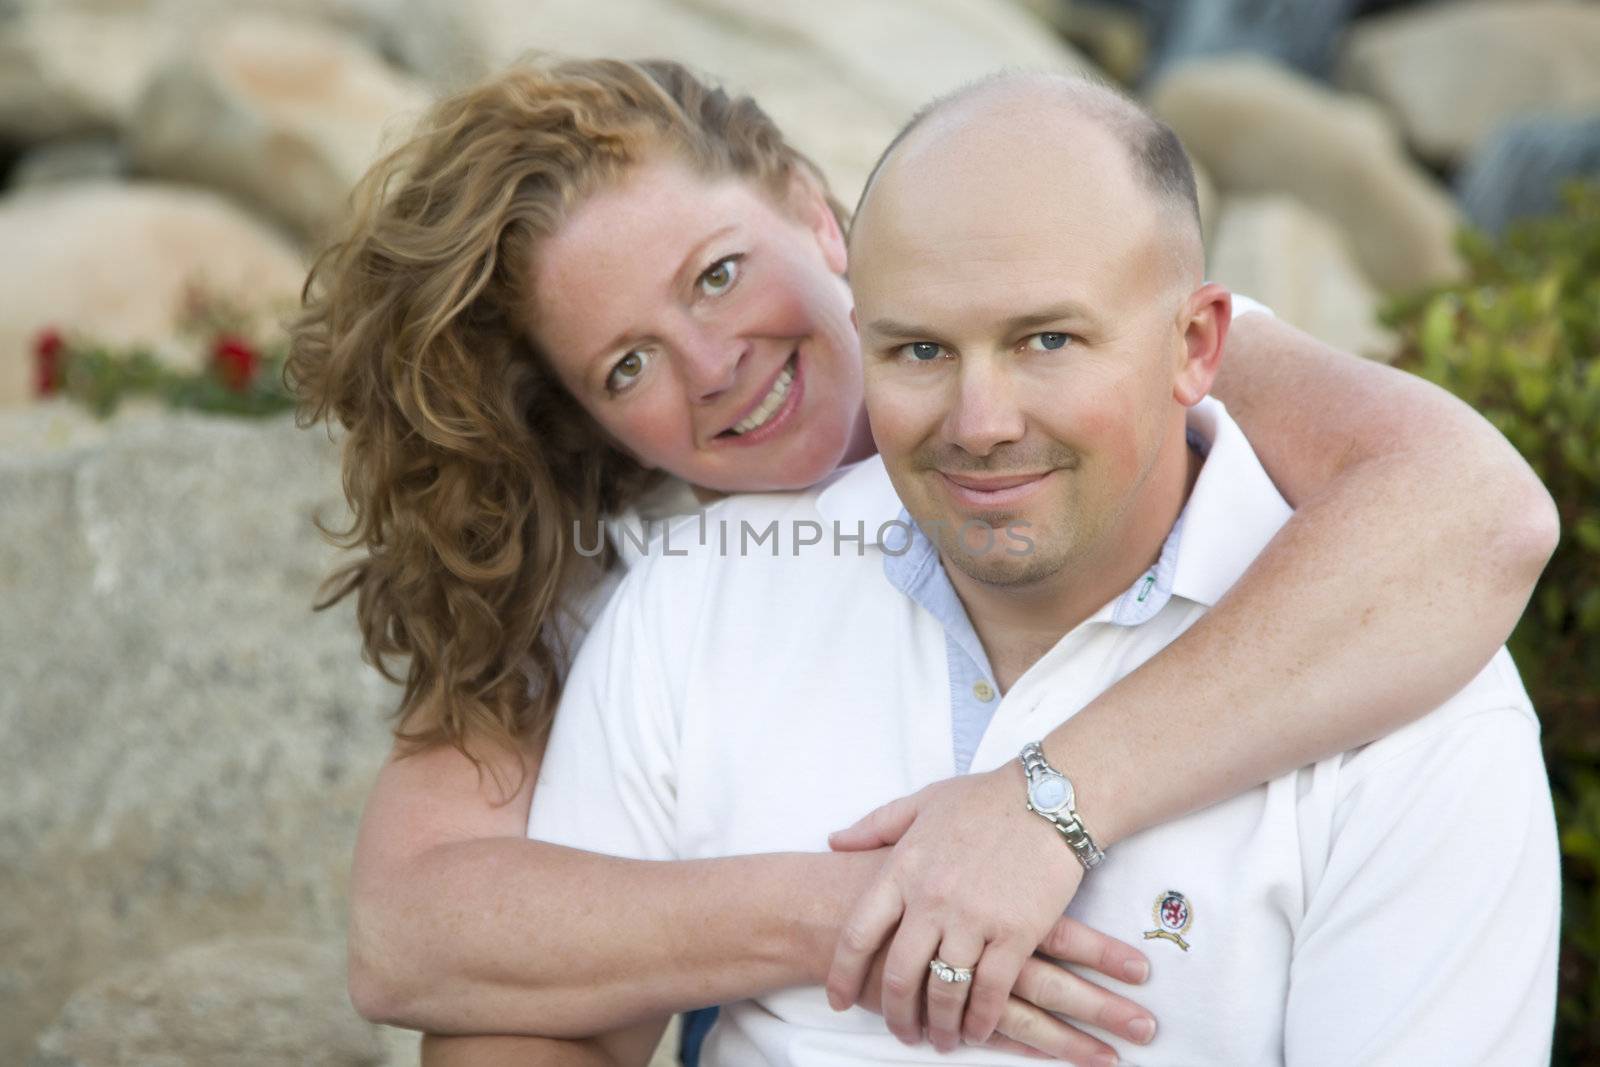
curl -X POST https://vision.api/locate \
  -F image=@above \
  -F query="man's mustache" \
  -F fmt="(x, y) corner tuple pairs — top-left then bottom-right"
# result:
(913, 445), (1080, 474)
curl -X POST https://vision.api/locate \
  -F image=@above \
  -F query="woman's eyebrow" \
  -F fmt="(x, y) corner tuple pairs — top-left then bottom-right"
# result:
(672, 224), (739, 291)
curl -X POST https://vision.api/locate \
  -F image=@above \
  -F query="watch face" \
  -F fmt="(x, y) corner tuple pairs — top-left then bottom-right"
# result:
(1029, 773), (1072, 815)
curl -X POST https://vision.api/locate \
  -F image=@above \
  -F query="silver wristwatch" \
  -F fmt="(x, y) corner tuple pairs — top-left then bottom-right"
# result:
(1019, 741), (1105, 870)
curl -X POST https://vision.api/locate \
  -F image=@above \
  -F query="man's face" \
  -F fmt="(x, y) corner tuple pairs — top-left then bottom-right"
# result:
(851, 110), (1195, 587)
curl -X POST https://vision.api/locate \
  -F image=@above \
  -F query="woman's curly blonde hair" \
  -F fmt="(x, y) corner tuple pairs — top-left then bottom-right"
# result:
(287, 56), (844, 768)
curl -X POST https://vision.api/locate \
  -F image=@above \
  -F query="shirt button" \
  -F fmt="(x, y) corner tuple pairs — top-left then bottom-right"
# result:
(972, 680), (996, 702)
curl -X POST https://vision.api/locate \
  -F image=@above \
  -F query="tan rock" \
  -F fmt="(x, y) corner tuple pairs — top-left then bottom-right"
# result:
(29, 937), (386, 1067)
(0, 9), (177, 142)
(382, 0), (1094, 204)
(1151, 56), (1461, 293)
(1340, 0), (1600, 165)
(0, 182), (305, 407)
(128, 14), (431, 240)
(1209, 194), (1397, 361)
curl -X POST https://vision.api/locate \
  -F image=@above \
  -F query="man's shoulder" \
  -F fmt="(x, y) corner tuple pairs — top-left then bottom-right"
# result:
(1332, 647), (1541, 793)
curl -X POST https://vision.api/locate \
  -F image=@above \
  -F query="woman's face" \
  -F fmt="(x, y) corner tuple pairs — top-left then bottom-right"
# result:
(530, 156), (867, 494)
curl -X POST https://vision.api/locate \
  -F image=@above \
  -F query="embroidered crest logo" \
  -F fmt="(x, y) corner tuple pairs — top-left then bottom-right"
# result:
(1144, 889), (1193, 951)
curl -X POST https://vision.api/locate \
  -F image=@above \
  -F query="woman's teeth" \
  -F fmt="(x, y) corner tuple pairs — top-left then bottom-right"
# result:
(729, 359), (795, 435)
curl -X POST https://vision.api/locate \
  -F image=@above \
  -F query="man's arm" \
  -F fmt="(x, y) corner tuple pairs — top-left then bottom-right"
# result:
(1284, 700), (1559, 1062)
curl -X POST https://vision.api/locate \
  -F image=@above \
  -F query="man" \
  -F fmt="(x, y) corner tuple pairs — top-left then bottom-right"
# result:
(528, 73), (1560, 1064)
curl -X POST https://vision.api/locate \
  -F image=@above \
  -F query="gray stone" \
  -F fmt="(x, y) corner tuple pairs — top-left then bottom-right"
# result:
(0, 411), (401, 1062)
(1340, 0), (1600, 165)
(28, 936), (387, 1067)
(8, 138), (128, 190)
(1458, 114), (1600, 235)
(1149, 0), (1361, 82)
(1151, 56), (1461, 292)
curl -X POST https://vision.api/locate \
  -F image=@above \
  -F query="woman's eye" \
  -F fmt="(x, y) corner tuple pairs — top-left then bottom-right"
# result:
(606, 349), (651, 393)
(1025, 332), (1072, 352)
(698, 256), (741, 296)
(899, 341), (946, 362)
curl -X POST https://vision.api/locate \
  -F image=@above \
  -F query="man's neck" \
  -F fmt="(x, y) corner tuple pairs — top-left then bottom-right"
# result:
(950, 425), (1202, 692)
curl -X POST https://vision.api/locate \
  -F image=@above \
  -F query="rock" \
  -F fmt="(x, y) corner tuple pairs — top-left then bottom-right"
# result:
(1458, 114), (1600, 235)
(0, 8), (177, 143)
(127, 14), (432, 240)
(381, 0), (1095, 202)
(1014, 0), (1148, 85)
(0, 182), (306, 407)
(0, 411), (399, 1062)
(1209, 194), (1396, 360)
(1340, 0), (1600, 165)
(8, 138), (128, 191)
(28, 937), (387, 1067)
(1150, 56), (1461, 292)
(1148, 0), (1361, 82)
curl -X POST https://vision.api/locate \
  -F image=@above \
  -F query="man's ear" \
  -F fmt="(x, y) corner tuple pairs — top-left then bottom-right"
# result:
(1174, 282), (1231, 407)
(789, 170), (848, 275)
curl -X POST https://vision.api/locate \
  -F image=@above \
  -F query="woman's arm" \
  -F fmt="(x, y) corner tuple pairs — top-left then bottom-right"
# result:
(346, 736), (870, 1037)
(823, 309), (1560, 1042)
(347, 732), (1151, 1046)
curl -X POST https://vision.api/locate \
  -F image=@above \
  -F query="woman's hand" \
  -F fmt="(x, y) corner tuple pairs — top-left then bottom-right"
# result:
(825, 768), (1150, 1053)
(849, 909), (1155, 1065)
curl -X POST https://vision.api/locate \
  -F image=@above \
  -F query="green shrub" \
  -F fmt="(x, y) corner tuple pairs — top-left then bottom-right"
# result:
(1384, 183), (1600, 1064)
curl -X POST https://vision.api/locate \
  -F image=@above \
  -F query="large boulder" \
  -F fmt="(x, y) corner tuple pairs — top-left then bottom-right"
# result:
(0, 182), (306, 407)
(128, 14), (432, 241)
(1209, 194), (1396, 361)
(28, 937), (389, 1067)
(1339, 0), (1600, 166)
(380, 0), (1094, 202)
(1151, 56), (1461, 293)
(0, 411), (400, 1062)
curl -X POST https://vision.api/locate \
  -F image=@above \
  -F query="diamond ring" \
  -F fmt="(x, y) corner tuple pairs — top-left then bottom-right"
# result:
(929, 958), (974, 984)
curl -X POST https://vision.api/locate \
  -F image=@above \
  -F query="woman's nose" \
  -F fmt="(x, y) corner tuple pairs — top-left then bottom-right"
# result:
(678, 327), (751, 402)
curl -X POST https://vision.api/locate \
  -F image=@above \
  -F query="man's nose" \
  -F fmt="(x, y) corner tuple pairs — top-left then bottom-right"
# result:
(943, 357), (1026, 457)
(675, 322), (750, 402)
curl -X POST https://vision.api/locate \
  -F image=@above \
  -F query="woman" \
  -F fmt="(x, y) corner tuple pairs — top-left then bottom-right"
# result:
(288, 58), (1556, 1064)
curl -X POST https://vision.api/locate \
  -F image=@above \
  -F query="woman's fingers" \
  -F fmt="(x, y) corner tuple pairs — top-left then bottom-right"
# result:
(1011, 957), (1156, 1048)
(924, 933), (984, 1053)
(827, 794), (919, 851)
(1038, 914), (1151, 985)
(878, 916), (943, 1044)
(994, 994), (1120, 1067)
(825, 876), (904, 1011)
(962, 935), (1031, 1045)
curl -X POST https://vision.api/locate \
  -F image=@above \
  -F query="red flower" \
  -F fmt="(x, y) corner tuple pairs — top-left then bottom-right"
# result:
(212, 334), (260, 392)
(33, 328), (65, 396)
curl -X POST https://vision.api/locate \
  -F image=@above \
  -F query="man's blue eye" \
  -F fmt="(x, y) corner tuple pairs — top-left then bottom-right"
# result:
(1028, 332), (1070, 351)
(907, 342), (942, 361)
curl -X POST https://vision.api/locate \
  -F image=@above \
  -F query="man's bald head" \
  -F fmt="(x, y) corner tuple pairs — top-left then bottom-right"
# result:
(851, 72), (1203, 281)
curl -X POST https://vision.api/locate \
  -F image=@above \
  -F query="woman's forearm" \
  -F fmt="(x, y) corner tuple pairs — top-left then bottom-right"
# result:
(1048, 312), (1557, 845)
(359, 840), (870, 1036)
(348, 741), (874, 1036)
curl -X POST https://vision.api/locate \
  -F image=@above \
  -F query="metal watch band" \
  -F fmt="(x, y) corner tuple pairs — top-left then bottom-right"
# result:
(1019, 741), (1106, 871)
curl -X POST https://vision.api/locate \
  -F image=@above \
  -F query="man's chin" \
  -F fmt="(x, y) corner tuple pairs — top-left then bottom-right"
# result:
(940, 543), (1059, 589)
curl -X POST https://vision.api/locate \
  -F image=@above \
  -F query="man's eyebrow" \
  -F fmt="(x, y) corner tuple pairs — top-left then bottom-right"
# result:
(584, 224), (739, 367)
(864, 302), (1096, 340)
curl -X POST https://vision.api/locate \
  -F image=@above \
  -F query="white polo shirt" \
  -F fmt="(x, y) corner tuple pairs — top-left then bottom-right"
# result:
(528, 397), (1560, 1066)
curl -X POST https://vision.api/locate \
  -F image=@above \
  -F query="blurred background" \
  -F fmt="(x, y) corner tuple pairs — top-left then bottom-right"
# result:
(1, 1), (1596, 1064)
